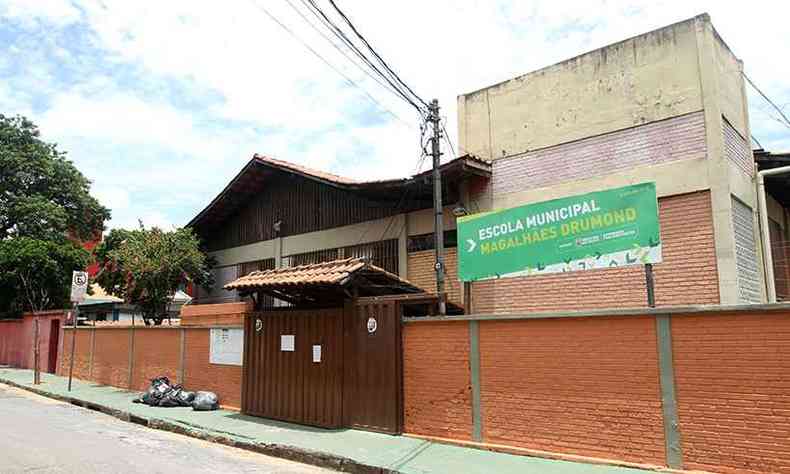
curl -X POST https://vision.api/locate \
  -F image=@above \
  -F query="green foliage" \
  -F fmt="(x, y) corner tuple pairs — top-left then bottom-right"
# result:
(0, 114), (110, 241)
(0, 238), (90, 318)
(95, 227), (214, 325)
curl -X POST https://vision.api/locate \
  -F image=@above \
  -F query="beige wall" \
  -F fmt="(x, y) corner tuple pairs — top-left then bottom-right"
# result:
(458, 16), (705, 160)
(457, 14), (764, 304)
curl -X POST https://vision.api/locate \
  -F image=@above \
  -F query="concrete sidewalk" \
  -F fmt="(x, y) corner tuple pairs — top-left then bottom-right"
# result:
(0, 368), (656, 474)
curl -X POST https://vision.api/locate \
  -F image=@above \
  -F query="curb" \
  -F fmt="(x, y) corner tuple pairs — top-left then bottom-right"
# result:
(0, 378), (392, 474)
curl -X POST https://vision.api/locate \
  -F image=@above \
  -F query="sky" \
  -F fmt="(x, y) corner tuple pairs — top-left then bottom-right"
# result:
(1, 0), (788, 231)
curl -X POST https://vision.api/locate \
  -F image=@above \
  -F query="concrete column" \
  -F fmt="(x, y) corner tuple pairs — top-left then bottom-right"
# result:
(88, 328), (96, 379)
(656, 315), (683, 469)
(127, 327), (135, 389)
(398, 214), (408, 279)
(695, 17), (739, 305)
(177, 328), (186, 385)
(469, 320), (483, 442)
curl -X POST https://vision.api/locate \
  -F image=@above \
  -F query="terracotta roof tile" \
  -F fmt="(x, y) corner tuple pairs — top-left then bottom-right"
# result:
(254, 155), (361, 185)
(224, 257), (409, 291)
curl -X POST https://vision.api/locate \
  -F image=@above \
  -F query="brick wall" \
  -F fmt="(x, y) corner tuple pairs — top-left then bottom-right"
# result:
(492, 111), (706, 196)
(402, 321), (472, 440)
(59, 326), (243, 409)
(91, 328), (131, 388)
(182, 328), (243, 409)
(403, 307), (790, 471)
(180, 301), (250, 327)
(723, 116), (754, 177)
(672, 311), (790, 473)
(130, 329), (181, 392)
(479, 316), (665, 465)
(407, 248), (463, 305)
(470, 191), (720, 313)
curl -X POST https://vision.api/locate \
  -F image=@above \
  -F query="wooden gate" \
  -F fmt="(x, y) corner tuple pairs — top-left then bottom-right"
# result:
(243, 308), (344, 428)
(242, 299), (403, 433)
(343, 297), (403, 434)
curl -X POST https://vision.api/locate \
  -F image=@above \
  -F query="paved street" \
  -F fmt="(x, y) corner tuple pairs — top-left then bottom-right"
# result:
(0, 383), (327, 474)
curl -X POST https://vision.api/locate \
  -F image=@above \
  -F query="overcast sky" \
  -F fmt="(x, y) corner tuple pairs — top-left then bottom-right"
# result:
(1, 0), (788, 231)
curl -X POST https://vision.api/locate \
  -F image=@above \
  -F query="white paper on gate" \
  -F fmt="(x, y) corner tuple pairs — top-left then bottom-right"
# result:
(280, 335), (295, 352)
(312, 345), (321, 363)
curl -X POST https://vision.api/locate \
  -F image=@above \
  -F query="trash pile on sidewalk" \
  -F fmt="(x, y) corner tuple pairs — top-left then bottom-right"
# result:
(133, 376), (219, 411)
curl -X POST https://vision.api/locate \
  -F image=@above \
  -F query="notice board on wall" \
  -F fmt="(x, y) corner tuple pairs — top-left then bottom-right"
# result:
(209, 328), (244, 365)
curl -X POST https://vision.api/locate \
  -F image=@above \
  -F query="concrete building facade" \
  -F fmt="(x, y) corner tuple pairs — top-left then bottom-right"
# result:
(457, 14), (771, 309)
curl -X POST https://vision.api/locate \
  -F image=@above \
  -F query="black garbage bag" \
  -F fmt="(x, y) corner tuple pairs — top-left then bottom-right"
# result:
(133, 376), (172, 406)
(192, 391), (219, 411)
(177, 389), (196, 406)
(158, 385), (185, 408)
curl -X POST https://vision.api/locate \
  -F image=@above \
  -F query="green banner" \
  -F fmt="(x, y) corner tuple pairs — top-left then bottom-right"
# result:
(457, 182), (661, 281)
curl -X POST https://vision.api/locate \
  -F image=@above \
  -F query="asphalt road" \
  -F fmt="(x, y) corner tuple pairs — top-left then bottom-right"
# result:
(0, 383), (329, 474)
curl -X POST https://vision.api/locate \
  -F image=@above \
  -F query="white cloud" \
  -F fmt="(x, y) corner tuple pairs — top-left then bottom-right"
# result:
(2, 0), (788, 232)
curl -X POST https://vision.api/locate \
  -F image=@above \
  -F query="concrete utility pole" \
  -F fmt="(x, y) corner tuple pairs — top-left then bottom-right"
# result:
(429, 99), (447, 315)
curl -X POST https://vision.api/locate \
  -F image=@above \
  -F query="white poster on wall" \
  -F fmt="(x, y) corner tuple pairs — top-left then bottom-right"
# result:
(209, 328), (244, 366)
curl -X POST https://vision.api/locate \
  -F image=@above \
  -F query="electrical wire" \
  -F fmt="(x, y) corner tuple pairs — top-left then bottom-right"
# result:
(250, 1), (414, 128)
(302, 0), (426, 117)
(284, 0), (404, 102)
(322, 0), (428, 113)
(744, 72), (790, 129)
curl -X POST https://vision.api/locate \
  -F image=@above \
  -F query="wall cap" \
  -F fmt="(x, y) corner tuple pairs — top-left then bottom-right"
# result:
(403, 302), (790, 323)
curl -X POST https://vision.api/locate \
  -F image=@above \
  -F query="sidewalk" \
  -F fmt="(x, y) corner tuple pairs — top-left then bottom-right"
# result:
(1, 368), (656, 474)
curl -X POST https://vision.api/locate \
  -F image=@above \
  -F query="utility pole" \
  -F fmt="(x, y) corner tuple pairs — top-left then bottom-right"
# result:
(429, 99), (446, 315)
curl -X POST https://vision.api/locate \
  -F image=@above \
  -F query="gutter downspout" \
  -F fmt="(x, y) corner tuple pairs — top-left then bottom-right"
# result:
(757, 165), (790, 303)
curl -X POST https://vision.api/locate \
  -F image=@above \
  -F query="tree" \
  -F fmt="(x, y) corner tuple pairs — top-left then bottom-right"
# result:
(0, 114), (109, 318)
(0, 114), (110, 241)
(95, 226), (214, 325)
(0, 238), (90, 317)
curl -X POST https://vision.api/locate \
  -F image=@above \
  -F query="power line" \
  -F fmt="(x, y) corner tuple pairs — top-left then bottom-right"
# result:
(324, 0), (428, 112)
(250, 1), (414, 129)
(744, 72), (790, 129)
(302, 0), (425, 116)
(284, 0), (404, 102)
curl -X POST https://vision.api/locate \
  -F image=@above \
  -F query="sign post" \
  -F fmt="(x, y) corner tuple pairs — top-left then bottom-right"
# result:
(68, 271), (88, 391)
(458, 183), (662, 302)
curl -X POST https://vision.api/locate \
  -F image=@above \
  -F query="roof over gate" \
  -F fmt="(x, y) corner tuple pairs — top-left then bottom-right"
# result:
(224, 257), (461, 312)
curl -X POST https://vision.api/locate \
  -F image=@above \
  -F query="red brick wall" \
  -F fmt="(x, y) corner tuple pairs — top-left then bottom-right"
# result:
(479, 316), (665, 465)
(91, 329), (131, 388)
(407, 248), (464, 305)
(403, 321), (472, 440)
(59, 326), (243, 409)
(403, 308), (790, 471)
(182, 328), (242, 409)
(59, 329), (92, 380)
(672, 311), (790, 473)
(130, 328), (181, 391)
(180, 301), (250, 327)
(471, 191), (720, 313)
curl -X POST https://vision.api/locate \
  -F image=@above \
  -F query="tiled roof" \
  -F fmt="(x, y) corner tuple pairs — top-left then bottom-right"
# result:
(254, 155), (361, 185)
(224, 257), (408, 291)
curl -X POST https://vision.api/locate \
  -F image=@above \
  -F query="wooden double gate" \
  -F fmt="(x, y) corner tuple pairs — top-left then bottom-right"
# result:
(242, 298), (402, 433)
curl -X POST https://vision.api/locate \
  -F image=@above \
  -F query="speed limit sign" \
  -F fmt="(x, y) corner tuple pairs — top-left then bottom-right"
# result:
(70, 271), (89, 303)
